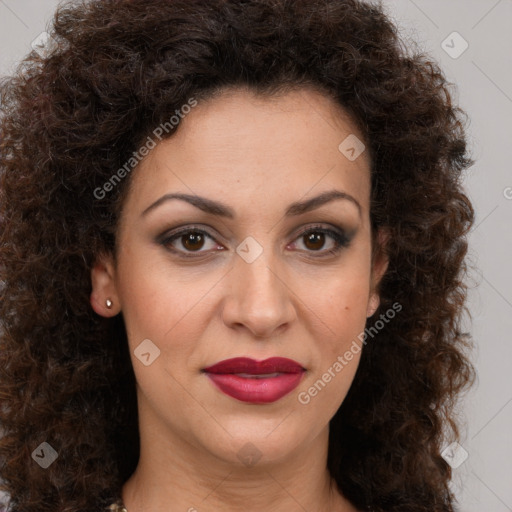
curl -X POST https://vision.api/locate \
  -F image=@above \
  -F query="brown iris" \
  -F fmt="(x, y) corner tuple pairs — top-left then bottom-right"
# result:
(303, 231), (326, 251)
(181, 232), (205, 251)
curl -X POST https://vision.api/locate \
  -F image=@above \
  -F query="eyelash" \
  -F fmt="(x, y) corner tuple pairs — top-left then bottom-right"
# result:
(158, 224), (351, 260)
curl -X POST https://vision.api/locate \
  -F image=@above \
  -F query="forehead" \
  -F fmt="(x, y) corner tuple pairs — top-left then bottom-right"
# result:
(125, 87), (371, 219)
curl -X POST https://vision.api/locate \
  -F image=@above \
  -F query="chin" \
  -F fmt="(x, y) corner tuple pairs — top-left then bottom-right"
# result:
(195, 418), (313, 468)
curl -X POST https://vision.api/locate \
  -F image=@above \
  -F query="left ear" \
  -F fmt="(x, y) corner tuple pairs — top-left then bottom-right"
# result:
(367, 226), (390, 318)
(90, 251), (121, 317)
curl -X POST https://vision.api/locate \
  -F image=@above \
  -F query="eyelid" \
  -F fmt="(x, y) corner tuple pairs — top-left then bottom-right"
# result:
(290, 224), (351, 255)
(158, 222), (352, 258)
(157, 225), (222, 254)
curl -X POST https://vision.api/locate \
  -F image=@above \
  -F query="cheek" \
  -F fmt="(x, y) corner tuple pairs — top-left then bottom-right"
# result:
(117, 258), (218, 376)
(307, 265), (371, 344)
(296, 265), (369, 404)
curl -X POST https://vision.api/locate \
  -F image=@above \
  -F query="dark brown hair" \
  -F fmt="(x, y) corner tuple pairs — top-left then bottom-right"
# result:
(0, 0), (476, 511)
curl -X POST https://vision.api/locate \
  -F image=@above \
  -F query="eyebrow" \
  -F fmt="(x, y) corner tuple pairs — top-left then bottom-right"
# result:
(141, 189), (362, 219)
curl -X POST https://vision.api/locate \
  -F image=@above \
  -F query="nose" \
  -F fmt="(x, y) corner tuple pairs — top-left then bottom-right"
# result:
(221, 248), (296, 339)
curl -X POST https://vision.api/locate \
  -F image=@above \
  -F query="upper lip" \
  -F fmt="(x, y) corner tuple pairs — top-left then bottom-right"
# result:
(203, 357), (305, 375)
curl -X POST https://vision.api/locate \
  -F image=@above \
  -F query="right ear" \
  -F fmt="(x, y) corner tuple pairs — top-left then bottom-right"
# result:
(367, 226), (390, 318)
(90, 252), (121, 317)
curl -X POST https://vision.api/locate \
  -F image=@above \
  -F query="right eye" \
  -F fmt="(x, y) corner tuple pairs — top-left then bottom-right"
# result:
(159, 226), (225, 258)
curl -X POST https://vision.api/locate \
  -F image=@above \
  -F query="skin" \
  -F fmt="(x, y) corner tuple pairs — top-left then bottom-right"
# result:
(91, 86), (389, 512)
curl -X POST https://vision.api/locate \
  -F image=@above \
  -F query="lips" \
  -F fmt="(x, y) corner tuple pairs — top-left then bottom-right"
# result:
(202, 357), (306, 404)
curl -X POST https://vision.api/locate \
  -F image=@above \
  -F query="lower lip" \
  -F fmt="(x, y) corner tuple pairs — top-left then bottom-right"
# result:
(205, 372), (305, 404)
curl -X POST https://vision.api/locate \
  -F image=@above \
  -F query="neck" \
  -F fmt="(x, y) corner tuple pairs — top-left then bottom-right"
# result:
(121, 416), (357, 512)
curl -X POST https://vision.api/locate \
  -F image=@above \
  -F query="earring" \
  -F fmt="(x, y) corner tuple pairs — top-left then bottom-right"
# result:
(106, 299), (113, 309)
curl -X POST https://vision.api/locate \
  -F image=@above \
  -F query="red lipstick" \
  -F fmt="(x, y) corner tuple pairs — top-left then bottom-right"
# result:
(202, 357), (305, 404)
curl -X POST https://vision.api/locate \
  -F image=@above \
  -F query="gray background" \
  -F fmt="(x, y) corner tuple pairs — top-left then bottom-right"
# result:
(0, 1), (511, 510)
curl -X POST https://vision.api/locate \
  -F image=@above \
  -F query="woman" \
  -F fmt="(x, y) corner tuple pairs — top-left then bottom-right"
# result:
(0, 0), (476, 511)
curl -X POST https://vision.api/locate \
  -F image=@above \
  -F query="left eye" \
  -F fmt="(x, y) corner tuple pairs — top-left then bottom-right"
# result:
(160, 225), (350, 258)
(292, 226), (349, 254)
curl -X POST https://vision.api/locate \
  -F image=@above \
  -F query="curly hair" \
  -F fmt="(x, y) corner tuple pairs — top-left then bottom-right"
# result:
(0, 0), (476, 511)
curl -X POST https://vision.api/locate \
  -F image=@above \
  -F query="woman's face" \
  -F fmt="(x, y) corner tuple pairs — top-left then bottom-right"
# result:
(92, 87), (388, 468)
